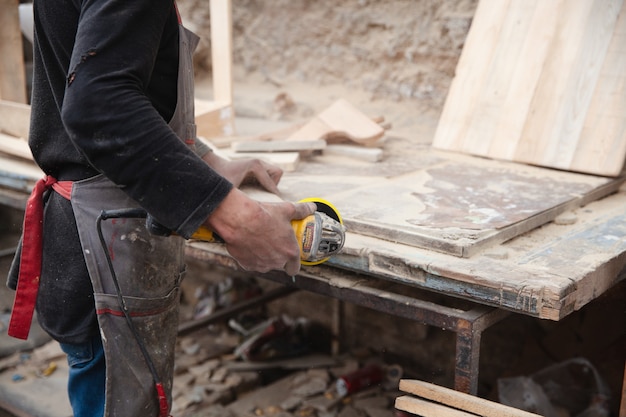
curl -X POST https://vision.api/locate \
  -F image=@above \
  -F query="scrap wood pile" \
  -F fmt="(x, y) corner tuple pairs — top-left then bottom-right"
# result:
(204, 98), (391, 171)
(171, 329), (404, 417)
(168, 276), (404, 417)
(0, 304), (405, 417)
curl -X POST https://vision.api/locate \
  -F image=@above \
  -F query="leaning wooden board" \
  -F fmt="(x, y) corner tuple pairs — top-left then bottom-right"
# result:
(432, 0), (626, 177)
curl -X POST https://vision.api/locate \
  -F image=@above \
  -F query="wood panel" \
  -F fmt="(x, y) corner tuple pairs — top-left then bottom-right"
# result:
(0, 100), (30, 139)
(0, 132), (32, 160)
(0, 155), (41, 192)
(277, 151), (621, 258)
(210, 0), (233, 104)
(433, 0), (626, 177)
(0, 0), (28, 103)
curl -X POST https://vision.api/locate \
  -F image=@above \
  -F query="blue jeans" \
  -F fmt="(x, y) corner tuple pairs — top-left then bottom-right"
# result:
(59, 333), (106, 417)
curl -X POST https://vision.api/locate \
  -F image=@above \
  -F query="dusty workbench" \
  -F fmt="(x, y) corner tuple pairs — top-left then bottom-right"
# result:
(177, 131), (626, 396)
(1, 131), (625, 403)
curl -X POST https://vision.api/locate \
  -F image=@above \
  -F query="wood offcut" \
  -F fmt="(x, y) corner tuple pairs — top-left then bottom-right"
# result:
(396, 379), (542, 417)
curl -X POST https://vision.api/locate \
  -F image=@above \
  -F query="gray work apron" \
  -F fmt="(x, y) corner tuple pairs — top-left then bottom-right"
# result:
(70, 23), (200, 417)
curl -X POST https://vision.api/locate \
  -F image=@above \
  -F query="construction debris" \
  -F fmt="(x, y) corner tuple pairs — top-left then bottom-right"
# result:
(169, 325), (403, 417)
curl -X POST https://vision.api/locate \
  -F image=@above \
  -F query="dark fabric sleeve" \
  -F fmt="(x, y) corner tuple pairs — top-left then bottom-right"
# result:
(6, 236), (21, 290)
(59, 0), (231, 238)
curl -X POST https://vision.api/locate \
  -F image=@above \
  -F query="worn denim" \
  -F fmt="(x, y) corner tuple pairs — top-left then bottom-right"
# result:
(59, 334), (105, 417)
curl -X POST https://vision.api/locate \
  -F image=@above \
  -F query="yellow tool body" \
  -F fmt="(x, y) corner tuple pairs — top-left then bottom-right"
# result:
(190, 198), (346, 265)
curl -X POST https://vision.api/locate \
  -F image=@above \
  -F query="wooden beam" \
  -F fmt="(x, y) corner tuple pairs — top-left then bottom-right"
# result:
(398, 380), (542, 417)
(232, 139), (326, 153)
(209, 0), (233, 104)
(395, 396), (477, 417)
(0, 0), (27, 103)
(218, 149), (300, 172)
(0, 132), (33, 160)
(324, 144), (383, 162)
(0, 100), (30, 139)
(195, 99), (235, 139)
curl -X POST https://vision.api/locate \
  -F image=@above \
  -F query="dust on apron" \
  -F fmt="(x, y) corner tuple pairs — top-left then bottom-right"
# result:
(72, 22), (200, 417)
(8, 10), (201, 417)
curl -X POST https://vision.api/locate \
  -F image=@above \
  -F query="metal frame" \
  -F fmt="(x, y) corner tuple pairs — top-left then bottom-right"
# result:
(184, 245), (510, 395)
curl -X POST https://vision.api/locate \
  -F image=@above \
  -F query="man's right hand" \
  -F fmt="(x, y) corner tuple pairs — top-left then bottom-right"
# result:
(203, 188), (317, 276)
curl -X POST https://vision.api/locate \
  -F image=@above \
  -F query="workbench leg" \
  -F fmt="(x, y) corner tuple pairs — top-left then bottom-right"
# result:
(331, 298), (344, 357)
(453, 307), (508, 395)
(454, 319), (482, 395)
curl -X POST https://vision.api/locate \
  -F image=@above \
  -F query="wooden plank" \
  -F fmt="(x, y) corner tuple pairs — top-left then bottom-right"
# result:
(323, 144), (384, 162)
(515, 0), (621, 171)
(0, 132), (32, 160)
(0, 186), (28, 210)
(0, 155), (41, 192)
(395, 396), (477, 417)
(431, 0), (511, 151)
(572, 3), (626, 176)
(209, 0), (233, 104)
(0, 0), (27, 103)
(0, 100), (30, 139)
(218, 149), (300, 172)
(398, 380), (542, 417)
(232, 139), (325, 153)
(195, 99), (236, 139)
(433, 0), (626, 177)
(460, 0), (540, 157)
(481, 1), (560, 160)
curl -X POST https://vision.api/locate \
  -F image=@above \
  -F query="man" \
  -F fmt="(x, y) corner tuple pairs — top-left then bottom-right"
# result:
(7, 1), (315, 416)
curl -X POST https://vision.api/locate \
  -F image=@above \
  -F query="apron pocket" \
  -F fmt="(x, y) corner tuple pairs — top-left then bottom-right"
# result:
(95, 281), (182, 416)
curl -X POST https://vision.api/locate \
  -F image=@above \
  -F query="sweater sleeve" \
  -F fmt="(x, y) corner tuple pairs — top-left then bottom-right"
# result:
(59, 0), (232, 238)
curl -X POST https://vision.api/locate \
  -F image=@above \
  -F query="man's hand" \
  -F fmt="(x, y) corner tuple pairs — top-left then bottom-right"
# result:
(203, 188), (316, 276)
(202, 151), (283, 194)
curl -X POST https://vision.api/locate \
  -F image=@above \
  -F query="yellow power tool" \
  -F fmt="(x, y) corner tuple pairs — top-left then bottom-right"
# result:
(188, 198), (346, 265)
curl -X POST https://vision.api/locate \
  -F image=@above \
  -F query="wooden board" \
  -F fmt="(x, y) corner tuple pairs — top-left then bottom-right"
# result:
(432, 0), (626, 177)
(0, 132), (33, 160)
(0, 155), (42, 192)
(396, 396), (477, 417)
(232, 139), (325, 153)
(195, 99), (236, 139)
(397, 380), (541, 417)
(219, 149), (300, 172)
(0, 0), (28, 103)
(0, 100), (31, 139)
(277, 151), (622, 258)
(209, 0), (233, 104)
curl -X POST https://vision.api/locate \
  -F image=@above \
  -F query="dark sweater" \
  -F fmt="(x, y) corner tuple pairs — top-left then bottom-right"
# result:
(21, 0), (232, 344)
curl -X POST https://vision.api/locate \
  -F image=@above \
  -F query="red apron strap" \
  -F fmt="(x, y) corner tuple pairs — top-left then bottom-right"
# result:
(8, 176), (73, 340)
(52, 180), (73, 200)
